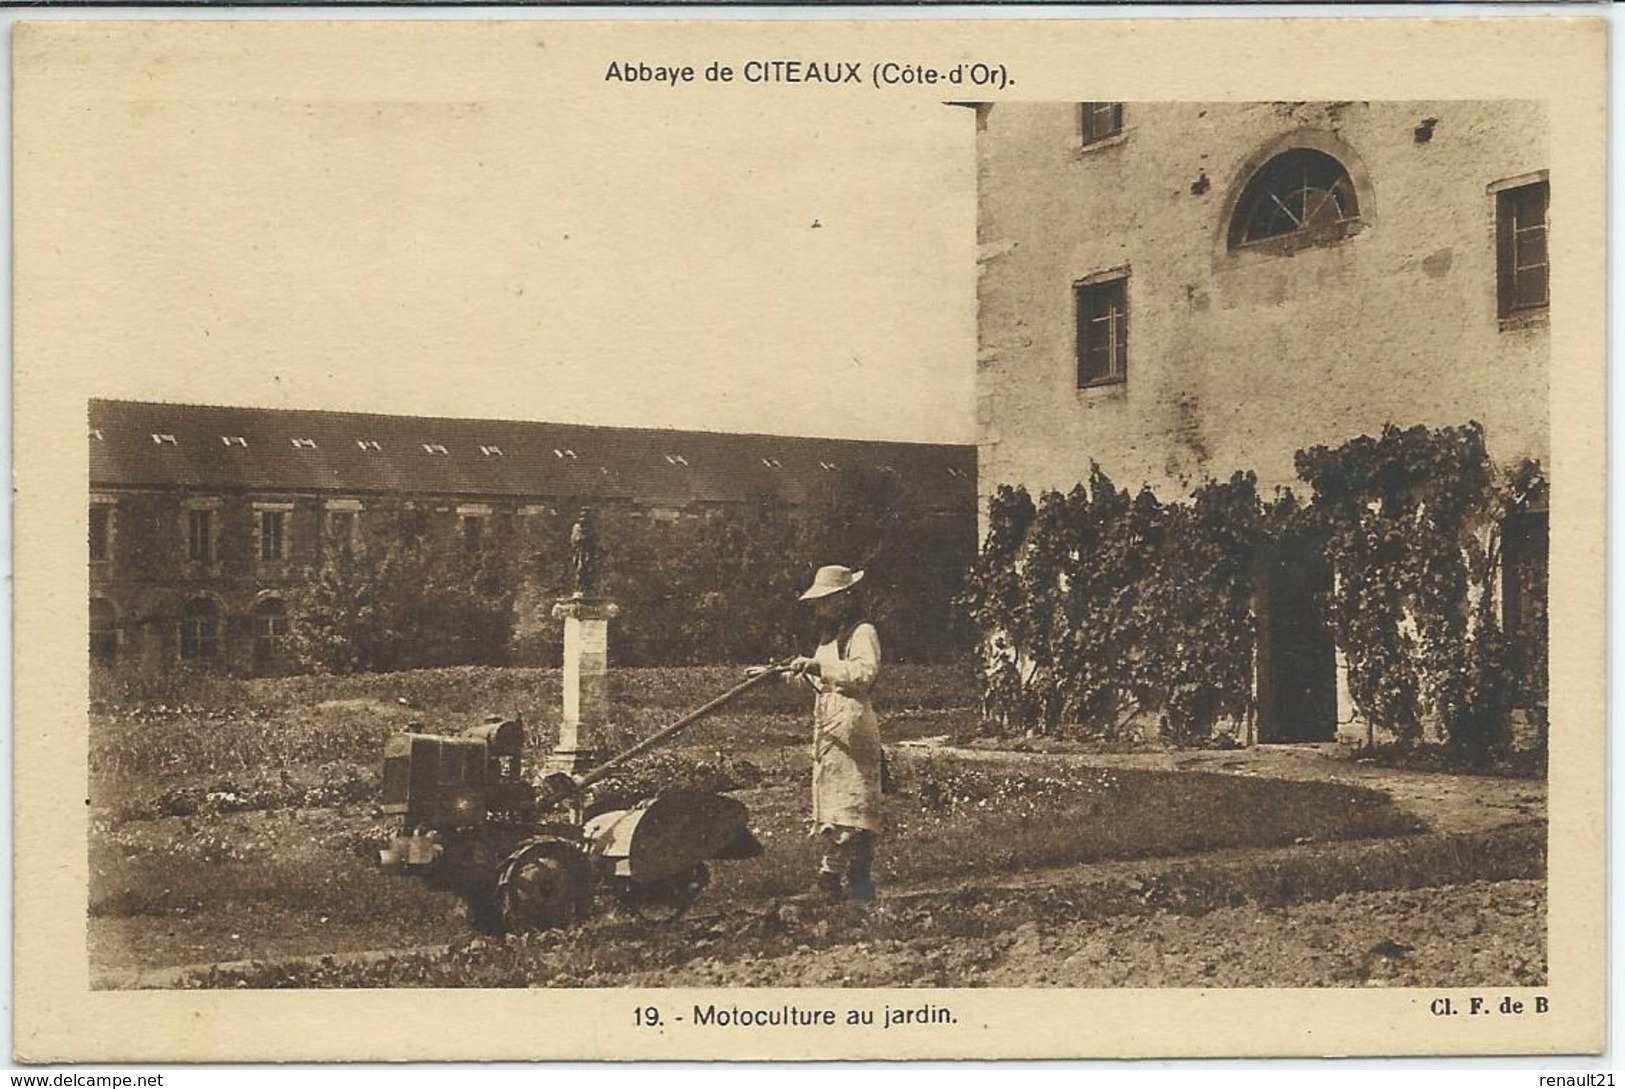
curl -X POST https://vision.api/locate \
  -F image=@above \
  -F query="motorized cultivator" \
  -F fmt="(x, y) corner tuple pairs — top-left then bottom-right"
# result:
(378, 666), (786, 933)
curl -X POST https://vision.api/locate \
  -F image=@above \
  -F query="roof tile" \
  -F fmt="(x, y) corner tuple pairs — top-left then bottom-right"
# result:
(88, 399), (975, 511)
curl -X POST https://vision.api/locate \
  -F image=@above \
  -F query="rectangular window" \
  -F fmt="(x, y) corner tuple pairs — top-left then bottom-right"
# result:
(180, 617), (220, 661)
(1497, 180), (1549, 318)
(1081, 103), (1124, 146)
(254, 606), (289, 665)
(461, 515), (484, 554)
(257, 614), (289, 642)
(329, 510), (356, 555)
(89, 506), (111, 562)
(187, 509), (213, 563)
(90, 599), (117, 666)
(260, 510), (287, 561)
(1076, 275), (1129, 387)
(179, 600), (221, 662)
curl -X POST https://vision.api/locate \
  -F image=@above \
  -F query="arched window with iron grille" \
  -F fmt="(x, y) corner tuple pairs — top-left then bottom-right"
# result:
(1228, 148), (1361, 250)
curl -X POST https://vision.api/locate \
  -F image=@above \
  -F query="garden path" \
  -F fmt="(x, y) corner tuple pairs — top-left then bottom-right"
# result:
(900, 741), (1548, 836)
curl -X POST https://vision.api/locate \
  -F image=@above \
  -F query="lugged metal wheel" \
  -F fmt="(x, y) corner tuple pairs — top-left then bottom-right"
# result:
(494, 839), (591, 934)
(625, 862), (710, 924)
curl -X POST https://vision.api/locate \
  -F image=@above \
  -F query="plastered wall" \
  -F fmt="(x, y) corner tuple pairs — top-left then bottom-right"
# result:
(975, 101), (1549, 514)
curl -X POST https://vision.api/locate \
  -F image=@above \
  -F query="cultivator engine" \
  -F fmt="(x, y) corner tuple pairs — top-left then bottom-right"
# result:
(378, 668), (782, 933)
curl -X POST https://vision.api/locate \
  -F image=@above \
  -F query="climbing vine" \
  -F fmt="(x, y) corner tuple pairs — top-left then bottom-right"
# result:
(1297, 422), (1546, 756)
(959, 483), (1038, 727)
(964, 422), (1548, 756)
(960, 467), (1267, 744)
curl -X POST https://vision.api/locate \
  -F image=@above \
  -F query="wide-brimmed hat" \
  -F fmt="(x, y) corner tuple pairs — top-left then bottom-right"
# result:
(798, 565), (865, 601)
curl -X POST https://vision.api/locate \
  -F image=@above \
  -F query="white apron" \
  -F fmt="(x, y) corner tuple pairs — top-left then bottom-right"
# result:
(808, 622), (884, 835)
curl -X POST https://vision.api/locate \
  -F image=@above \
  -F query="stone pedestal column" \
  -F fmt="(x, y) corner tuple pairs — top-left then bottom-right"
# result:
(548, 597), (618, 774)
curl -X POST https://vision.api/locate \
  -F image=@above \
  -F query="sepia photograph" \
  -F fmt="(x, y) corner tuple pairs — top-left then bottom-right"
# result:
(13, 16), (1606, 1062)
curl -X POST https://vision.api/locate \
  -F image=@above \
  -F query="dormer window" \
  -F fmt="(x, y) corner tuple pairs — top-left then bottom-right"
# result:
(479, 445), (504, 457)
(422, 443), (449, 455)
(290, 437), (318, 450)
(664, 453), (689, 467)
(152, 433), (178, 445)
(89, 429), (104, 442)
(761, 458), (783, 469)
(819, 461), (839, 472)
(356, 439), (382, 452)
(221, 436), (247, 448)
(554, 448), (579, 460)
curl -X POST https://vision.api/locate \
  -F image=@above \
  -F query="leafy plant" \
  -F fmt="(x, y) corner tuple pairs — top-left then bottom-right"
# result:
(285, 507), (517, 674)
(1297, 422), (1546, 757)
(963, 424), (1548, 755)
(270, 465), (973, 676)
(960, 468), (1264, 742)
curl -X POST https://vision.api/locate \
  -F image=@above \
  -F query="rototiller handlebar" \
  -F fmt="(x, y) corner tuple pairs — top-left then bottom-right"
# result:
(538, 662), (792, 804)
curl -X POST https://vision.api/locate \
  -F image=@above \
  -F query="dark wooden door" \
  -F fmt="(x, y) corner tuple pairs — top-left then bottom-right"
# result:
(1256, 539), (1337, 743)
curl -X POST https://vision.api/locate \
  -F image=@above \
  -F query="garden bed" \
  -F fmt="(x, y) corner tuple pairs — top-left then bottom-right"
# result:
(87, 665), (1544, 987)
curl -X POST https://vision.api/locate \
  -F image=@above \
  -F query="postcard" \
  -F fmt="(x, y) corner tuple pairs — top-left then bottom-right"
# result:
(12, 14), (1605, 1060)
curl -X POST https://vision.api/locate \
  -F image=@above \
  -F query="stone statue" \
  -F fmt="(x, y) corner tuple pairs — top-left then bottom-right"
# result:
(570, 508), (599, 598)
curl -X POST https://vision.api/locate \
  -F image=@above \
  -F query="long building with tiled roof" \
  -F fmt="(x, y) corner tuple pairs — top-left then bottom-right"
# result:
(91, 399), (975, 512)
(88, 399), (976, 675)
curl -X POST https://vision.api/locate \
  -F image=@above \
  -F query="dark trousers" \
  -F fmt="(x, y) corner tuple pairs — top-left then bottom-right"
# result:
(818, 828), (876, 899)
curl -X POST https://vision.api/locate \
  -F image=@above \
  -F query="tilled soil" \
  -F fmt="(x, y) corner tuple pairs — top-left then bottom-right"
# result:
(116, 874), (1545, 990)
(90, 740), (1547, 990)
(620, 880), (1546, 989)
(97, 817), (1545, 989)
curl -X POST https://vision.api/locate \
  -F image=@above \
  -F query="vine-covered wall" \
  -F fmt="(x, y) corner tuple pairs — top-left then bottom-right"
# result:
(1297, 422), (1547, 755)
(964, 423), (1548, 757)
(962, 469), (1268, 745)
